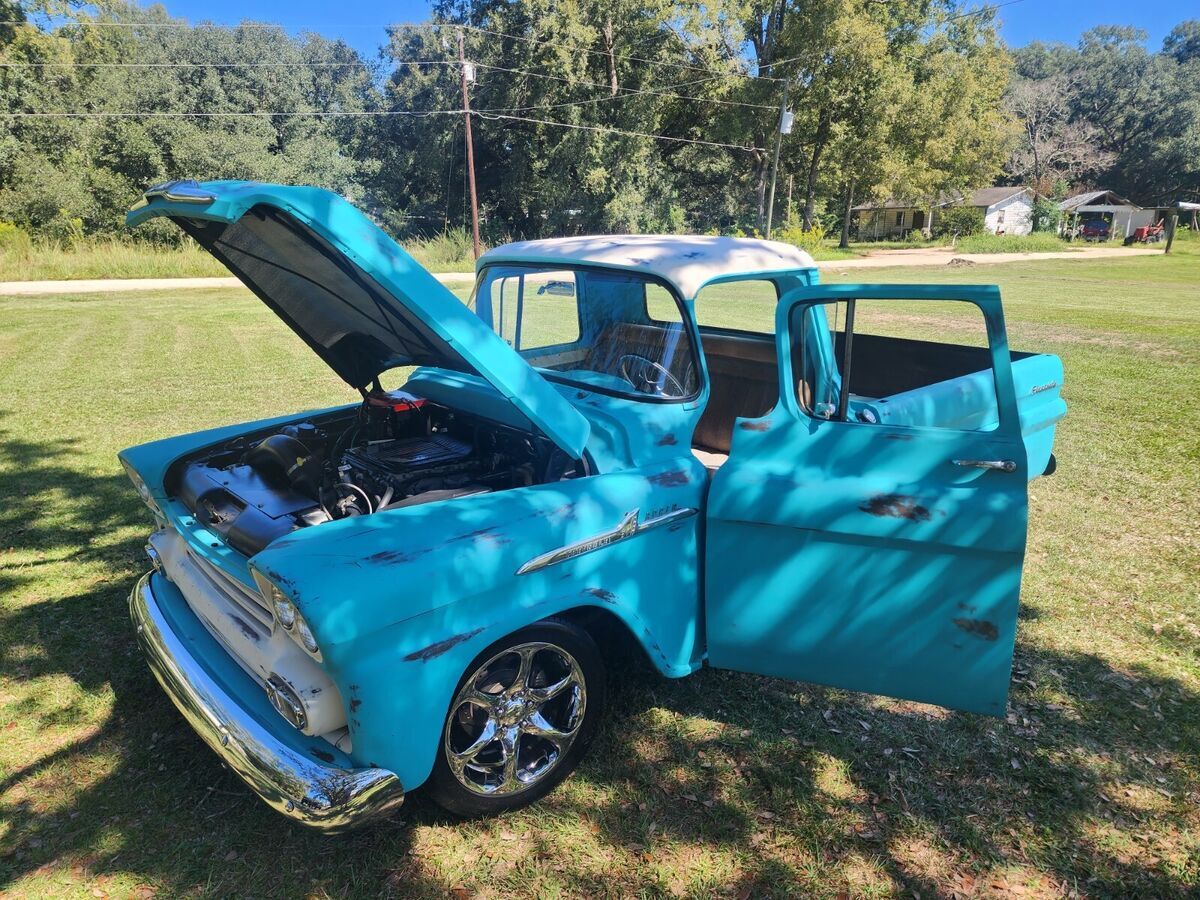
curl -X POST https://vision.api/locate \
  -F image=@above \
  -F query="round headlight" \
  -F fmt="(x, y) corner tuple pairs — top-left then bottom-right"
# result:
(272, 589), (296, 629)
(296, 619), (319, 654)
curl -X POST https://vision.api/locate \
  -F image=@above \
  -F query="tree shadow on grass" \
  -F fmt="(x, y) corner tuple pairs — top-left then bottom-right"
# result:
(0, 416), (1196, 897)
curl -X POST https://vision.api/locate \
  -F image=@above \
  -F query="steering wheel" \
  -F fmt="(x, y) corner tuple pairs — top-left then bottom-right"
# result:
(617, 353), (685, 397)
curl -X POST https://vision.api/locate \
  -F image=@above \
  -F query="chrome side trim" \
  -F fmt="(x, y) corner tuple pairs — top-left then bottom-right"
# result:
(129, 573), (404, 832)
(516, 506), (697, 575)
(130, 179), (217, 210)
(953, 458), (1018, 473)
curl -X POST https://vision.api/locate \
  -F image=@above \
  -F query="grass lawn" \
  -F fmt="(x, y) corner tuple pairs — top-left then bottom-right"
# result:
(0, 232), (478, 281)
(0, 246), (1197, 898)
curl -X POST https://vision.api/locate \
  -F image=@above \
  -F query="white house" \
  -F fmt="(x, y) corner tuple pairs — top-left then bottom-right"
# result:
(850, 187), (1035, 240)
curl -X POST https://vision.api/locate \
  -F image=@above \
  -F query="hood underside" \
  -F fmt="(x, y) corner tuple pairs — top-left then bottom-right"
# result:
(127, 181), (590, 459)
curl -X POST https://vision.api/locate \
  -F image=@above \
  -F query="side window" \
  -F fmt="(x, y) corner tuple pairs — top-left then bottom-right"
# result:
(489, 270), (581, 351)
(691, 279), (779, 334)
(791, 298), (999, 432)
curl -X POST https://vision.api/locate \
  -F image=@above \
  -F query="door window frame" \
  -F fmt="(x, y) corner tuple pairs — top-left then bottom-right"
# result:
(773, 284), (1023, 436)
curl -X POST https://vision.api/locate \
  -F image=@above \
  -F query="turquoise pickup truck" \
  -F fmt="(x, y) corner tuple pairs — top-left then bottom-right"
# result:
(120, 181), (1066, 830)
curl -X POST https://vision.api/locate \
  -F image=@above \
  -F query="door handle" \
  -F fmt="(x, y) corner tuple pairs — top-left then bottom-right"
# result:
(953, 459), (1017, 473)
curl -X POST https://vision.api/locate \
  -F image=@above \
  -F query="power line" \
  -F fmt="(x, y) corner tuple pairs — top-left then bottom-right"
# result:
(0, 57), (778, 112)
(474, 111), (765, 152)
(0, 109), (463, 118)
(0, 60), (421, 69)
(473, 61), (776, 110)
(0, 107), (765, 152)
(438, 22), (774, 83)
(945, 0), (1028, 22)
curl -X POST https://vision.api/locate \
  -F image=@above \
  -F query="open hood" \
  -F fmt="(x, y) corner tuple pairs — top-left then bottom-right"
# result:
(128, 181), (590, 459)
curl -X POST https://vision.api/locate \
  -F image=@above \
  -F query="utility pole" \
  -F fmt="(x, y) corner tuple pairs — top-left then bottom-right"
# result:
(457, 28), (482, 259)
(764, 79), (790, 239)
(786, 174), (794, 228)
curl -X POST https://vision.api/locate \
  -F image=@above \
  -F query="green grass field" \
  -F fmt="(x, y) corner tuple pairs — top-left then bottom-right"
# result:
(0, 246), (1197, 898)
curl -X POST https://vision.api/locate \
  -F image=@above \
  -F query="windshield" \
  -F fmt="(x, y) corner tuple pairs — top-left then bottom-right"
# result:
(470, 264), (701, 401)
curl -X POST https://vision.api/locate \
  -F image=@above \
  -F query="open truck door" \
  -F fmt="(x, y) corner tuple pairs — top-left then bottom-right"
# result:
(704, 285), (1036, 716)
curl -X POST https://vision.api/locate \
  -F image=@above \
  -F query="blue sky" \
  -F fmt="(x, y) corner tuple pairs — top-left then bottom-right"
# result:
(134, 0), (1188, 60)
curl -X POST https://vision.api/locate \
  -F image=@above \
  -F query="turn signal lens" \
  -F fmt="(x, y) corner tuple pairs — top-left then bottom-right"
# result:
(296, 618), (319, 654)
(272, 588), (297, 630)
(121, 459), (162, 515)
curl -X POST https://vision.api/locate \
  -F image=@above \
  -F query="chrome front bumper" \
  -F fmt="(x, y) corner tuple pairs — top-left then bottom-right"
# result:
(129, 572), (405, 832)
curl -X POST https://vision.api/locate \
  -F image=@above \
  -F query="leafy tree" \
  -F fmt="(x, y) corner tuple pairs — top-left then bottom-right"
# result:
(936, 204), (984, 237)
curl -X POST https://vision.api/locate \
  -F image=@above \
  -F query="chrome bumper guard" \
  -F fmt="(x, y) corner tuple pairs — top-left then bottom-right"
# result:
(129, 573), (405, 832)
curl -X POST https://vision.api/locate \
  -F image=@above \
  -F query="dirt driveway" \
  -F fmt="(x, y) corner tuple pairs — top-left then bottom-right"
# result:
(0, 245), (1164, 296)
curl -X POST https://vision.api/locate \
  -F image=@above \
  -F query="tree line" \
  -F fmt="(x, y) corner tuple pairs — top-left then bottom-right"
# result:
(1, 0), (1197, 246)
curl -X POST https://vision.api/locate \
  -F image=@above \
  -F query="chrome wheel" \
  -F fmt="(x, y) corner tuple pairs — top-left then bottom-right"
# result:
(443, 641), (586, 796)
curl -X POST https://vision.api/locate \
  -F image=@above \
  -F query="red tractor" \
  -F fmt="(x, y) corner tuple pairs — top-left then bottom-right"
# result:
(1127, 221), (1166, 244)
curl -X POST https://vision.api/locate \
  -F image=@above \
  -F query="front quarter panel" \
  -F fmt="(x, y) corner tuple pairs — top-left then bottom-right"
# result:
(250, 459), (706, 790)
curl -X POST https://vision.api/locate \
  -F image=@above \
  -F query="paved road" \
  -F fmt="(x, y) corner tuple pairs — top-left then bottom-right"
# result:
(0, 246), (1164, 296)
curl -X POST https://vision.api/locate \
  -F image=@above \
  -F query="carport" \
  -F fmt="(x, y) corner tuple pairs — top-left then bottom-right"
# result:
(1060, 190), (1158, 240)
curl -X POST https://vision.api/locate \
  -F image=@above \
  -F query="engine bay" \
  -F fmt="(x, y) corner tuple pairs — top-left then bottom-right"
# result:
(168, 391), (582, 556)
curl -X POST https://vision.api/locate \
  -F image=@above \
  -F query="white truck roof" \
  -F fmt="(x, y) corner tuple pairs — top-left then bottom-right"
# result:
(478, 235), (816, 300)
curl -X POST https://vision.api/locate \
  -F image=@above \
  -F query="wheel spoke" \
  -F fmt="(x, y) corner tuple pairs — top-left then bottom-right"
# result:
(450, 717), (498, 764)
(528, 673), (575, 704)
(499, 725), (522, 791)
(465, 687), (501, 712)
(510, 646), (536, 692)
(522, 710), (576, 742)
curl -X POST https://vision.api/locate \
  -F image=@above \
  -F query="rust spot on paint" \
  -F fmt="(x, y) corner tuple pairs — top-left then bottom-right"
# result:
(348, 697), (362, 713)
(739, 420), (771, 432)
(883, 433), (914, 442)
(310, 747), (335, 763)
(656, 433), (678, 446)
(859, 493), (932, 522)
(228, 614), (260, 643)
(648, 469), (689, 487)
(365, 547), (429, 566)
(582, 587), (617, 602)
(404, 628), (485, 662)
(954, 618), (998, 641)
(576, 391), (588, 399)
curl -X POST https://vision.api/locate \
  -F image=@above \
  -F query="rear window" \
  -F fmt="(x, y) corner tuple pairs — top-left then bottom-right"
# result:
(691, 279), (779, 334)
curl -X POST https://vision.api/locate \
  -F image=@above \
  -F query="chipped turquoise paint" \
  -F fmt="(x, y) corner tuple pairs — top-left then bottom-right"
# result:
(704, 284), (1066, 716)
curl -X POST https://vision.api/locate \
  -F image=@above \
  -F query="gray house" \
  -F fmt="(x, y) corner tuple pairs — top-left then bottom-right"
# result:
(851, 187), (1035, 239)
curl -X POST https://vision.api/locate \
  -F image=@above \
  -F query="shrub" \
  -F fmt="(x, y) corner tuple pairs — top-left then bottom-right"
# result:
(774, 223), (826, 255)
(1031, 197), (1061, 233)
(0, 221), (33, 258)
(403, 229), (478, 272)
(954, 232), (1069, 254)
(935, 205), (985, 238)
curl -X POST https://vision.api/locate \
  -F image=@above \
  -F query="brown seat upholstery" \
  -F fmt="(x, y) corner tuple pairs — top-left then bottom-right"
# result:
(693, 332), (779, 453)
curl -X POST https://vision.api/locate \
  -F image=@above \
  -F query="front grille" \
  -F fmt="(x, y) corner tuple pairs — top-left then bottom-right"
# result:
(186, 549), (274, 631)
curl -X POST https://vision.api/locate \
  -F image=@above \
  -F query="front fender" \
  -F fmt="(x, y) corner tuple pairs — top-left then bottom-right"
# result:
(252, 461), (707, 789)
